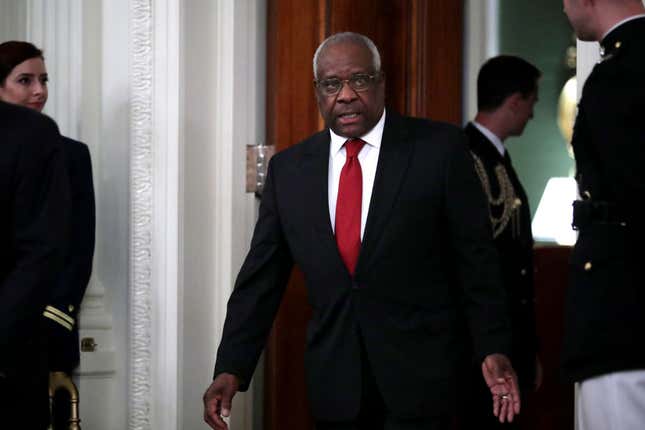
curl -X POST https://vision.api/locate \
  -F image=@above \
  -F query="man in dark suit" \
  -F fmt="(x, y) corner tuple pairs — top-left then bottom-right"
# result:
(204, 32), (521, 430)
(0, 101), (70, 428)
(561, 1), (645, 428)
(461, 56), (541, 430)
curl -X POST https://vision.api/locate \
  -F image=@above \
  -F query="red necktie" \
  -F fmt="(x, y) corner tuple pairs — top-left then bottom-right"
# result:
(335, 138), (366, 276)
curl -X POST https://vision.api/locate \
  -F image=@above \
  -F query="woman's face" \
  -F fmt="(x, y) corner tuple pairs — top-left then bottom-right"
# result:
(0, 57), (48, 112)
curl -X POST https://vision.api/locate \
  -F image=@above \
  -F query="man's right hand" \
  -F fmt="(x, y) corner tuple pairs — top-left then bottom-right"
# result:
(203, 373), (240, 429)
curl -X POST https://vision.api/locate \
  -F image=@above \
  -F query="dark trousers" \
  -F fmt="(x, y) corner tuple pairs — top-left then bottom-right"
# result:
(316, 332), (451, 430)
(0, 368), (49, 429)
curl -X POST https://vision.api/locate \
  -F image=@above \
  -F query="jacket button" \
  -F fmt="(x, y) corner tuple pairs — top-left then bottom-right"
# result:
(68, 305), (75, 312)
(520, 299), (528, 305)
(584, 261), (592, 271)
(520, 269), (527, 276)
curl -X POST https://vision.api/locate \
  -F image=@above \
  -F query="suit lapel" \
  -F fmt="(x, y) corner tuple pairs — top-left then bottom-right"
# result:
(356, 113), (413, 274)
(300, 131), (339, 256)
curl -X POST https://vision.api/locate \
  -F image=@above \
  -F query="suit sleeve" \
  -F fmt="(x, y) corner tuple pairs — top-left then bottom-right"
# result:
(444, 130), (511, 362)
(0, 119), (70, 352)
(44, 142), (96, 371)
(213, 158), (294, 390)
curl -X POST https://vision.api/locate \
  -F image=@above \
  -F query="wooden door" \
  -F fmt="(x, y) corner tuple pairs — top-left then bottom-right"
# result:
(265, 2), (463, 429)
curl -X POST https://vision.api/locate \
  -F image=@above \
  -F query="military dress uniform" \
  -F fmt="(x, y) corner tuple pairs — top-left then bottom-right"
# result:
(43, 137), (95, 373)
(45, 137), (95, 429)
(461, 123), (537, 429)
(0, 101), (70, 429)
(562, 15), (645, 430)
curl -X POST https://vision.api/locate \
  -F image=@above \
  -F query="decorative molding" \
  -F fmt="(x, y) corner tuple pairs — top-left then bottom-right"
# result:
(79, 280), (115, 330)
(78, 280), (117, 376)
(129, 0), (154, 428)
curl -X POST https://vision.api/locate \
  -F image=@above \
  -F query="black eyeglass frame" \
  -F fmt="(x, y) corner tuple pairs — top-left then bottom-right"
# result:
(313, 72), (381, 96)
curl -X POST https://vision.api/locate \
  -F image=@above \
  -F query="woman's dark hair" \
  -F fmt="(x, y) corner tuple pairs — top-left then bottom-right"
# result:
(0, 41), (44, 85)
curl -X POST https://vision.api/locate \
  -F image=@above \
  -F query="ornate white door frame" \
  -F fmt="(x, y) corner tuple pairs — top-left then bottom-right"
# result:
(127, 0), (264, 429)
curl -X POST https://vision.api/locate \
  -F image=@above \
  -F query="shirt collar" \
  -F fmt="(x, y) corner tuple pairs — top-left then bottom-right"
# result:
(330, 109), (386, 155)
(472, 121), (505, 156)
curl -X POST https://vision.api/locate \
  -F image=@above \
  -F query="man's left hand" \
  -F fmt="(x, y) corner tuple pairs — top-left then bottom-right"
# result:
(481, 353), (521, 423)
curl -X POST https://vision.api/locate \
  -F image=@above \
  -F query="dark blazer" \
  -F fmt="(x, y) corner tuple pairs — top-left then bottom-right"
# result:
(43, 137), (96, 372)
(214, 112), (511, 420)
(465, 123), (537, 387)
(562, 17), (645, 382)
(0, 101), (70, 426)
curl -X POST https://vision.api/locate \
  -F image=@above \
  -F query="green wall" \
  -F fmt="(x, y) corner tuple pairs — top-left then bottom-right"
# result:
(499, 0), (575, 217)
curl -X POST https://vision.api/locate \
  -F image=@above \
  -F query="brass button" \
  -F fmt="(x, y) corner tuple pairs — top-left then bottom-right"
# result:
(583, 190), (592, 199)
(520, 269), (527, 276)
(615, 41), (622, 49)
(68, 305), (75, 312)
(584, 261), (592, 271)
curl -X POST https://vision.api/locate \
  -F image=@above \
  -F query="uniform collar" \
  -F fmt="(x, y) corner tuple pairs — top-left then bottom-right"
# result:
(600, 15), (645, 60)
(472, 121), (505, 157)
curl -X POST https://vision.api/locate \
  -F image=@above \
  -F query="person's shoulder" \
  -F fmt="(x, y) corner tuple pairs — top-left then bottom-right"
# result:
(395, 113), (464, 138)
(61, 135), (88, 149)
(0, 101), (58, 132)
(0, 102), (61, 155)
(270, 129), (329, 165)
(61, 135), (91, 159)
(394, 114), (466, 152)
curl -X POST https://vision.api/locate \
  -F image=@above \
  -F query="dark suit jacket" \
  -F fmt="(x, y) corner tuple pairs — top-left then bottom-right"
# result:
(214, 112), (511, 420)
(0, 101), (70, 377)
(562, 17), (645, 382)
(43, 137), (96, 372)
(465, 124), (537, 388)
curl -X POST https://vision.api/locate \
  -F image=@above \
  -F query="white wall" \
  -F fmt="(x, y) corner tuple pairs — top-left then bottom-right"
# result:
(463, 0), (499, 123)
(0, 0), (26, 41)
(181, 0), (265, 428)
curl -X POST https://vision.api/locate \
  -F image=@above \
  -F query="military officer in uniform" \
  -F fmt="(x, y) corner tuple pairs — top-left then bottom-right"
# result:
(0, 41), (96, 376)
(561, 1), (645, 429)
(0, 40), (96, 428)
(0, 101), (70, 429)
(461, 55), (542, 429)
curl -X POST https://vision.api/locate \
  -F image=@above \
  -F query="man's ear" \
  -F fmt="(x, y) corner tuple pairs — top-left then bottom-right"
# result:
(503, 92), (524, 112)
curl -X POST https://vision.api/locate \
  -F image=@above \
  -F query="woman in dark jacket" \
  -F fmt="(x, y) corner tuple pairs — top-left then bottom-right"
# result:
(0, 40), (96, 428)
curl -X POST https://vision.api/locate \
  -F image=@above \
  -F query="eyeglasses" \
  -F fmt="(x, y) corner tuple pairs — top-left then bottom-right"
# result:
(314, 73), (380, 96)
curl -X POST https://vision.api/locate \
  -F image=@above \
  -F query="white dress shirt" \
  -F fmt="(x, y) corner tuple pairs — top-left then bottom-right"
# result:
(472, 121), (505, 156)
(328, 109), (386, 240)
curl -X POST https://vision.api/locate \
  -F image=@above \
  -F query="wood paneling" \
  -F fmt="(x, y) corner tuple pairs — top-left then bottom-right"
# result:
(523, 246), (574, 430)
(265, 2), (463, 429)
